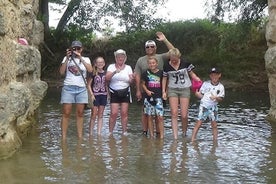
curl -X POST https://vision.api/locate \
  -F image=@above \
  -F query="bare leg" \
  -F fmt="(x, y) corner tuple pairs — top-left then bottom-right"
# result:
(211, 121), (218, 141)
(142, 110), (148, 134)
(169, 97), (179, 139)
(171, 119), (178, 139)
(89, 106), (98, 135)
(148, 115), (154, 138)
(97, 106), (105, 135)
(155, 116), (160, 137)
(121, 102), (129, 134)
(109, 103), (119, 134)
(157, 116), (164, 139)
(191, 120), (203, 142)
(179, 97), (190, 136)
(61, 103), (72, 140)
(76, 103), (85, 139)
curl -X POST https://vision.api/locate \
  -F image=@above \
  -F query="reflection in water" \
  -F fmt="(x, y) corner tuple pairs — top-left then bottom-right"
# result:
(104, 135), (130, 183)
(161, 140), (189, 183)
(0, 89), (275, 183)
(188, 141), (219, 183)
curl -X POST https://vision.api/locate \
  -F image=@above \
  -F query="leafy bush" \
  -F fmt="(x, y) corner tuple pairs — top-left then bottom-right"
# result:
(42, 19), (267, 85)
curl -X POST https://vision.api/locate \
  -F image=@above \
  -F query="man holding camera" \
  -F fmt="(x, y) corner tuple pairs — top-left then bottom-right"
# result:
(59, 40), (93, 140)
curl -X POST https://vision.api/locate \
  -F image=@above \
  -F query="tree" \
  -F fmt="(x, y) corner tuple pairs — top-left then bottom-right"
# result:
(40, 0), (167, 38)
(39, 0), (67, 41)
(55, 0), (82, 34)
(205, 0), (268, 23)
(39, 0), (168, 73)
(103, 0), (166, 33)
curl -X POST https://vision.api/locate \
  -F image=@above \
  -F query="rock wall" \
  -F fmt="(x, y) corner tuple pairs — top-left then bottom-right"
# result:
(0, 0), (48, 159)
(265, 0), (276, 124)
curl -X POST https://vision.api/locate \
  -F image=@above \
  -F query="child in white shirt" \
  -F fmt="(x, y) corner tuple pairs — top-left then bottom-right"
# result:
(191, 67), (225, 142)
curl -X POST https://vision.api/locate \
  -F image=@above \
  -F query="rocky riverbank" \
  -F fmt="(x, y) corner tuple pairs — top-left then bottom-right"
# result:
(0, 0), (47, 160)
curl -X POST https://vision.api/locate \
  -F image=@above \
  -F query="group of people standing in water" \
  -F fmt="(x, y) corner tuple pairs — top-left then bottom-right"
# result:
(59, 32), (225, 142)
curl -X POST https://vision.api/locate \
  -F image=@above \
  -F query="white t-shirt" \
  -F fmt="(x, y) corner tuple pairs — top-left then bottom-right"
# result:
(61, 56), (91, 87)
(199, 80), (225, 108)
(107, 63), (133, 90)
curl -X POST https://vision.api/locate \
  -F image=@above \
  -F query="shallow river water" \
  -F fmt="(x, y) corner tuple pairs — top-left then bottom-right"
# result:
(1, 87), (276, 184)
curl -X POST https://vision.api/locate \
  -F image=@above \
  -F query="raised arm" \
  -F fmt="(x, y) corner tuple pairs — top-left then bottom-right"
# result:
(59, 49), (71, 76)
(156, 32), (174, 50)
(74, 51), (93, 73)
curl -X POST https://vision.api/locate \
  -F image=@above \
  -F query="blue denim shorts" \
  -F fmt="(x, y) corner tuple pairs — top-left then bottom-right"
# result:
(60, 85), (88, 104)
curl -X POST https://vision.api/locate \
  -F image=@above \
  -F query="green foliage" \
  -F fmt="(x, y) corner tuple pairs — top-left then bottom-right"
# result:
(104, 0), (166, 32)
(98, 19), (266, 82)
(51, 24), (96, 50)
(40, 0), (268, 87)
(51, 0), (167, 36)
(206, 0), (268, 23)
(42, 19), (267, 85)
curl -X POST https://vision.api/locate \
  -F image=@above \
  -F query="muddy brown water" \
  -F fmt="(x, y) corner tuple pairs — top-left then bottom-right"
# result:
(1, 87), (275, 184)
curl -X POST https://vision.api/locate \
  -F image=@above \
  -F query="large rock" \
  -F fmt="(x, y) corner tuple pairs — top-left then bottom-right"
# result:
(0, 0), (47, 159)
(266, 1), (276, 123)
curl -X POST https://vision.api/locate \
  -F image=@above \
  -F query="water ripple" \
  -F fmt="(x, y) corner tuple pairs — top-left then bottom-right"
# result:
(1, 89), (275, 184)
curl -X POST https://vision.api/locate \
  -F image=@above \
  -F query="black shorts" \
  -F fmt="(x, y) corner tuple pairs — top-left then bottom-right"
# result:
(93, 95), (108, 106)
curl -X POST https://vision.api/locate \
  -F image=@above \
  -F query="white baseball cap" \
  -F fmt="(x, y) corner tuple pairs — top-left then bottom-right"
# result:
(145, 40), (156, 47)
(114, 49), (126, 56)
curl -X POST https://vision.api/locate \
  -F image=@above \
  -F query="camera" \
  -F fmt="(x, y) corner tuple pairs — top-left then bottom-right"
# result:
(70, 47), (76, 57)
(70, 47), (76, 52)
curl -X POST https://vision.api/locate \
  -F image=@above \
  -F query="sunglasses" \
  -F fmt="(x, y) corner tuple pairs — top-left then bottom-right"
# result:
(145, 46), (155, 49)
(72, 47), (81, 51)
